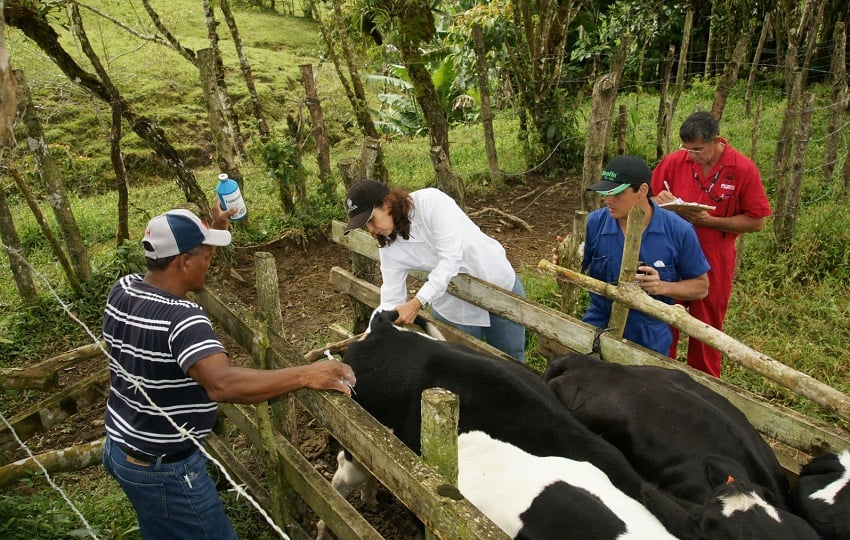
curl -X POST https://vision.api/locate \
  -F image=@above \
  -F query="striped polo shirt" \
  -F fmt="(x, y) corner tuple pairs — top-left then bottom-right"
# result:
(103, 274), (225, 456)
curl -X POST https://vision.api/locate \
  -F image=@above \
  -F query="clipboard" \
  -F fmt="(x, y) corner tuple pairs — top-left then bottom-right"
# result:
(659, 201), (716, 212)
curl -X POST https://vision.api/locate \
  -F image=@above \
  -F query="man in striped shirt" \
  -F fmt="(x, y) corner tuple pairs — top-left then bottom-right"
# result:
(102, 205), (355, 539)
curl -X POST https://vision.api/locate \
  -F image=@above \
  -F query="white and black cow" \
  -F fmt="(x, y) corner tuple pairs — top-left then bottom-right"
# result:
(458, 430), (676, 540)
(642, 455), (820, 540)
(790, 449), (850, 540)
(322, 311), (689, 540)
(544, 353), (790, 510)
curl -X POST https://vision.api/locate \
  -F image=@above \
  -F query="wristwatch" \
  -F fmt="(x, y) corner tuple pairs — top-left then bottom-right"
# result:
(414, 294), (429, 309)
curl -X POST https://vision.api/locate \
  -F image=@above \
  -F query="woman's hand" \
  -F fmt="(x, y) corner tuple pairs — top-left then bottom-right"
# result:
(392, 297), (423, 325)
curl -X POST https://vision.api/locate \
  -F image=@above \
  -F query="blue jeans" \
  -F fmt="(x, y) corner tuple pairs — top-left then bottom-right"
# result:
(432, 276), (527, 362)
(102, 436), (237, 540)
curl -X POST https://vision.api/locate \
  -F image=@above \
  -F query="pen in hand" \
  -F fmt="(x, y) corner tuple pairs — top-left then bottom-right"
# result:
(664, 180), (672, 195)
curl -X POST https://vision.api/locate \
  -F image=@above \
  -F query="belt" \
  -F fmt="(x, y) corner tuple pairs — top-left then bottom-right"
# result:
(119, 443), (197, 465)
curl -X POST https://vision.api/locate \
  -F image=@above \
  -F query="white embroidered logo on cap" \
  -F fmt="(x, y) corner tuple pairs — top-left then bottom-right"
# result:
(346, 198), (358, 215)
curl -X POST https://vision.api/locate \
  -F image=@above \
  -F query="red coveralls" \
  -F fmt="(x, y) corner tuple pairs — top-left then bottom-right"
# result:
(651, 140), (772, 376)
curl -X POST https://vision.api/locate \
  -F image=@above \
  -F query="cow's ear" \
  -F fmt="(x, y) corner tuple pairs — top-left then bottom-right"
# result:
(704, 454), (747, 487)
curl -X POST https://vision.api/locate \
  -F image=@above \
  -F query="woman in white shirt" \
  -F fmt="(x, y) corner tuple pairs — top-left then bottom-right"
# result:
(344, 180), (526, 362)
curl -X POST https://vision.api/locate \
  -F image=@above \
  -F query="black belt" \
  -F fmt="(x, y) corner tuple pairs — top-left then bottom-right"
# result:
(119, 443), (197, 465)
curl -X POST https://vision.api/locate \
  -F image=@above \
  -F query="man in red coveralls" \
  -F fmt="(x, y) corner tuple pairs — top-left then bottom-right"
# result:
(652, 111), (772, 377)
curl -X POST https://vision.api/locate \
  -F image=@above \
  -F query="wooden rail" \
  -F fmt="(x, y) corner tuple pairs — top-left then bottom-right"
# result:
(194, 287), (509, 540)
(330, 220), (850, 463)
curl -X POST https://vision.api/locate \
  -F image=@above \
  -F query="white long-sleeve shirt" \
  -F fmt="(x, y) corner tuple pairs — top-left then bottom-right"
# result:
(377, 188), (517, 326)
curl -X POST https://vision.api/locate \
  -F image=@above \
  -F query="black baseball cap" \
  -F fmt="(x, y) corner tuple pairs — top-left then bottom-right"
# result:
(587, 155), (652, 196)
(344, 180), (389, 233)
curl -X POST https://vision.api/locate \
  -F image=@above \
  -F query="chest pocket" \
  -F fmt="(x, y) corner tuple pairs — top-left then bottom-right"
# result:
(587, 254), (615, 283)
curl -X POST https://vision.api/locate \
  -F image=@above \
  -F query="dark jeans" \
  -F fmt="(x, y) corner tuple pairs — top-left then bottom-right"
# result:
(102, 436), (237, 540)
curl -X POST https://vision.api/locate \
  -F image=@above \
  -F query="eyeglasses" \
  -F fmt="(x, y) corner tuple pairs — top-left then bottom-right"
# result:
(679, 143), (708, 155)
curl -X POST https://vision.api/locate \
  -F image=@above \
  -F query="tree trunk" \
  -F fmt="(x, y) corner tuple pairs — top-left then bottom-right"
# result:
(300, 64), (334, 200)
(750, 95), (763, 159)
(68, 3), (130, 245)
(198, 48), (241, 180)
(745, 12), (771, 117)
(774, 93), (815, 245)
(671, 7), (694, 124)
(471, 25), (500, 184)
(322, 1), (387, 182)
(704, 2), (716, 78)
(616, 104), (627, 156)
(656, 45), (675, 161)
(220, 0), (270, 142)
(0, 5), (16, 147)
(772, 70), (803, 228)
(5, 160), (82, 296)
(141, 0), (197, 65)
(510, 0), (579, 168)
(15, 70), (92, 284)
(823, 21), (847, 187)
(581, 36), (632, 212)
(111, 100), (130, 245)
(397, 38), (464, 204)
(841, 139), (850, 202)
(711, 32), (750, 122)
(784, 1), (814, 95)
(799, 0), (827, 89)
(202, 0), (246, 160)
(7, 8), (211, 218)
(0, 173), (38, 304)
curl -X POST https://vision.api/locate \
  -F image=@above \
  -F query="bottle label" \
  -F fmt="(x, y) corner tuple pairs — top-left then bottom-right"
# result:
(219, 188), (247, 220)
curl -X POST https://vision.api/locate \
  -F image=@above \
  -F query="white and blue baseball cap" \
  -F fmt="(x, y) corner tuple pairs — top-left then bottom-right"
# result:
(142, 208), (231, 259)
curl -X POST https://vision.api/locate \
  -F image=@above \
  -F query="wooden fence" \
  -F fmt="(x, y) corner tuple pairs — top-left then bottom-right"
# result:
(329, 221), (850, 469)
(6, 213), (850, 539)
(195, 215), (850, 538)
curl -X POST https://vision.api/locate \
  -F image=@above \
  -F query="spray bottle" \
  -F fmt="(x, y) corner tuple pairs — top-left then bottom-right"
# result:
(216, 173), (247, 221)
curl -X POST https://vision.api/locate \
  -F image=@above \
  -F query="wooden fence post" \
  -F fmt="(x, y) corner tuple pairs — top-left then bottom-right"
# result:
(555, 211), (587, 317)
(421, 388), (460, 540)
(607, 206), (644, 337)
(299, 64), (334, 198)
(254, 251), (299, 525)
(775, 92), (816, 244)
(338, 141), (385, 332)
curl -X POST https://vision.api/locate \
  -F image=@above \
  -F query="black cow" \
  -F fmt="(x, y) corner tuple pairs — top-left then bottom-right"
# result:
(320, 311), (686, 540)
(544, 353), (790, 510)
(642, 455), (820, 540)
(790, 449), (850, 539)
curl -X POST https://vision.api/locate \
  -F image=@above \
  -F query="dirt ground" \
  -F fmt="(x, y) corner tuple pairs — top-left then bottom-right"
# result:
(7, 175), (581, 538)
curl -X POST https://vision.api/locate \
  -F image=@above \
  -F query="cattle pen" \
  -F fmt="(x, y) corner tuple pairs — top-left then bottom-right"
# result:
(4, 215), (848, 539)
(200, 219), (850, 539)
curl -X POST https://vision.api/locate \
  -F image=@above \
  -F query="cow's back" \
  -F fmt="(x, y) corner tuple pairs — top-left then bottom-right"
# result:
(345, 315), (646, 500)
(544, 353), (790, 509)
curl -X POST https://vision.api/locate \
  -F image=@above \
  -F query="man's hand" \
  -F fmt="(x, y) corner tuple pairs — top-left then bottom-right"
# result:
(654, 190), (678, 204)
(552, 235), (563, 265)
(211, 199), (237, 229)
